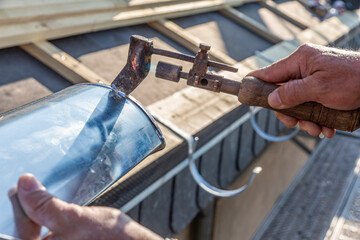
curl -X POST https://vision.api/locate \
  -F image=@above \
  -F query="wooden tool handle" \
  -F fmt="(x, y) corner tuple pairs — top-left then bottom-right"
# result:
(238, 76), (360, 132)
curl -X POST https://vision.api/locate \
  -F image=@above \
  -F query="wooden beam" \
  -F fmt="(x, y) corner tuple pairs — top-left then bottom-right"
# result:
(0, 0), (174, 9)
(0, 0), (257, 50)
(0, 1), (126, 24)
(219, 7), (282, 44)
(259, 0), (310, 29)
(0, 0), (97, 9)
(148, 19), (237, 65)
(21, 41), (107, 85)
(0, 0), (182, 24)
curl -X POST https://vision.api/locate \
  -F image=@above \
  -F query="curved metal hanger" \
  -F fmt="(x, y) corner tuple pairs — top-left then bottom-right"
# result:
(153, 114), (262, 198)
(250, 106), (299, 142)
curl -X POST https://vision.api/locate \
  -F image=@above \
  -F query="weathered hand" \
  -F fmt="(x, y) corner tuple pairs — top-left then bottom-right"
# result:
(248, 43), (360, 138)
(9, 174), (162, 240)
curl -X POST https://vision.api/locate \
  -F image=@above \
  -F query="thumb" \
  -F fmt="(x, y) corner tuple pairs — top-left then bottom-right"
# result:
(8, 187), (41, 240)
(268, 76), (316, 109)
(17, 174), (77, 234)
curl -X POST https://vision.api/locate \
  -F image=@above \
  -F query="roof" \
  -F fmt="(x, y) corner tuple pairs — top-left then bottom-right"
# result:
(1, 0), (360, 238)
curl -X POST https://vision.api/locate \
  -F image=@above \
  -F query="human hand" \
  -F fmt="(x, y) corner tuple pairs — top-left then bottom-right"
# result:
(8, 174), (162, 240)
(248, 43), (360, 138)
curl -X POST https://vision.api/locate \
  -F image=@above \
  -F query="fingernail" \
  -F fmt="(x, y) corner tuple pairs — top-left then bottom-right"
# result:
(268, 91), (283, 108)
(19, 174), (45, 192)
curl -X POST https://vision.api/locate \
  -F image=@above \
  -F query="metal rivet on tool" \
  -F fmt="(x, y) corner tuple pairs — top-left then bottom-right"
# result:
(199, 43), (211, 52)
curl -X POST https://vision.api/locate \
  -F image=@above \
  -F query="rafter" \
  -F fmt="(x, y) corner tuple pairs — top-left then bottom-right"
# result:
(21, 41), (107, 85)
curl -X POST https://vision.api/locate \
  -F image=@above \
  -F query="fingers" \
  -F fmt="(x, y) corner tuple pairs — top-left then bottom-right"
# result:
(275, 112), (298, 127)
(8, 187), (41, 240)
(17, 174), (78, 234)
(321, 126), (336, 139)
(298, 120), (322, 136)
(298, 120), (335, 138)
(15, 174), (163, 240)
(275, 112), (336, 138)
(268, 76), (317, 109)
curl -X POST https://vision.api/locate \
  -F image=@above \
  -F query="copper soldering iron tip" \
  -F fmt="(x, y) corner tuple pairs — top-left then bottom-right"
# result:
(111, 35), (153, 95)
(112, 65), (133, 95)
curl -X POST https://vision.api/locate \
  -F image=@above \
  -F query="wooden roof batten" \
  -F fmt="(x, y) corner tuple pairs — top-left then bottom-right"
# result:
(21, 41), (107, 85)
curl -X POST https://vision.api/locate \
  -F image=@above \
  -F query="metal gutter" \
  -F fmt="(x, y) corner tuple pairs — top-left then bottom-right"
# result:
(121, 107), (261, 212)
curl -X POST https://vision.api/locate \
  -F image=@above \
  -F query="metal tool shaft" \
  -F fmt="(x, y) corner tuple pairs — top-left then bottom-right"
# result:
(111, 35), (238, 95)
(152, 48), (238, 72)
(155, 61), (240, 95)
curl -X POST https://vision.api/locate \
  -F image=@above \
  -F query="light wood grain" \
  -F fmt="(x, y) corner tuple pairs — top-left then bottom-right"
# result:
(0, 0), (175, 9)
(0, 0), (182, 24)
